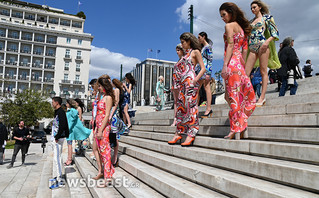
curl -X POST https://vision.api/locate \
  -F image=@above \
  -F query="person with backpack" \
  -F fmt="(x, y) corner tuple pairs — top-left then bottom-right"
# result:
(303, 59), (313, 78)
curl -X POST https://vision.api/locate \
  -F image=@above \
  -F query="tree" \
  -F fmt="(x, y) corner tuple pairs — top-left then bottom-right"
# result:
(0, 89), (54, 127)
(76, 11), (86, 19)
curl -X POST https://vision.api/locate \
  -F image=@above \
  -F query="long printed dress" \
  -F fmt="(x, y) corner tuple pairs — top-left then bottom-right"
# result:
(66, 108), (91, 141)
(156, 81), (168, 111)
(224, 30), (256, 133)
(95, 98), (114, 179)
(173, 49), (200, 137)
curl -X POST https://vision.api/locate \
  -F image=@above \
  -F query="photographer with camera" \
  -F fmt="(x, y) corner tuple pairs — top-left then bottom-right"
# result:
(7, 121), (31, 168)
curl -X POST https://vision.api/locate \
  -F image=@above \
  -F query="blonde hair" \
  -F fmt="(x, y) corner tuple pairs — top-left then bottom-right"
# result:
(158, 76), (164, 81)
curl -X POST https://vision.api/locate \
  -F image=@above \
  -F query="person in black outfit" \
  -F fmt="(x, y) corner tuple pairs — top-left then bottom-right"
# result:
(277, 37), (300, 96)
(50, 97), (69, 188)
(0, 121), (8, 165)
(7, 121), (30, 168)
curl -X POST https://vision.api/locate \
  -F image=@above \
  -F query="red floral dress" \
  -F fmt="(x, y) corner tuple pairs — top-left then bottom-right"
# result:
(95, 98), (114, 179)
(224, 30), (256, 133)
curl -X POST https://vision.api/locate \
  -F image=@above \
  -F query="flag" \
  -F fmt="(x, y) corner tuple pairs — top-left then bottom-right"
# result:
(157, 50), (161, 53)
(148, 49), (153, 52)
(78, 1), (82, 6)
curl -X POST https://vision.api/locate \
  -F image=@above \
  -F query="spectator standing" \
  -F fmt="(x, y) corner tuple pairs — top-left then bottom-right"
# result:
(268, 69), (277, 84)
(0, 121), (8, 165)
(7, 121), (31, 168)
(277, 37), (300, 96)
(251, 67), (263, 98)
(49, 97), (69, 188)
(210, 78), (217, 105)
(122, 73), (136, 129)
(303, 60), (313, 78)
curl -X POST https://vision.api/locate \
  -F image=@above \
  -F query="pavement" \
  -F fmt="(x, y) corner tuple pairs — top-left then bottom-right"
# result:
(0, 140), (48, 198)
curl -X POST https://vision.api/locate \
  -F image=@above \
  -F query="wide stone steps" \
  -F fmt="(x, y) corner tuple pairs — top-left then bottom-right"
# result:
(118, 142), (319, 198)
(125, 131), (319, 164)
(118, 155), (227, 198)
(119, 135), (319, 193)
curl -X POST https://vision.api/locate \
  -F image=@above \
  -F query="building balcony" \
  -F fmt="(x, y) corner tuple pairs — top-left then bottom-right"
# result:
(32, 63), (43, 68)
(25, 16), (35, 20)
(45, 53), (55, 57)
(4, 74), (16, 80)
(34, 38), (44, 42)
(0, 12), (10, 16)
(64, 55), (71, 60)
(12, 13), (23, 18)
(44, 64), (55, 69)
(47, 40), (57, 44)
(64, 67), (69, 71)
(44, 77), (54, 83)
(7, 48), (18, 53)
(20, 49), (31, 54)
(22, 36), (32, 41)
(60, 79), (71, 84)
(31, 76), (42, 82)
(8, 34), (19, 39)
(76, 68), (80, 72)
(18, 75), (29, 81)
(33, 51), (43, 55)
(20, 62), (31, 67)
(60, 22), (70, 26)
(73, 80), (82, 85)
(49, 20), (58, 24)
(6, 60), (17, 65)
(37, 18), (47, 22)
(72, 23), (82, 28)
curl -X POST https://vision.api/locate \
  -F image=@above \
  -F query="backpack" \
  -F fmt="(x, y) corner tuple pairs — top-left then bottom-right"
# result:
(303, 65), (312, 74)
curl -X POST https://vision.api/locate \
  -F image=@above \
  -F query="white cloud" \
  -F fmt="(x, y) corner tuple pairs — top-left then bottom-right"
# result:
(176, 0), (319, 73)
(89, 46), (140, 79)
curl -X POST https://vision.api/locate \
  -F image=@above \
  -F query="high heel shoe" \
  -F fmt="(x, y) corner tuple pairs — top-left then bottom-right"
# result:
(224, 132), (240, 140)
(201, 109), (213, 118)
(181, 137), (195, 147)
(64, 159), (73, 166)
(256, 98), (266, 107)
(240, 128), (248, 139)
(168, 135), (182, 145)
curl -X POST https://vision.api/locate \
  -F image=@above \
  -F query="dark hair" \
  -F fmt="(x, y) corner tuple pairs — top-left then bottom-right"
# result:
(279, 37), (293, 53)
(98, 76), (115, 106)
(89, 78), (97, 85)
(66, 99), (77, 109)
(125, 73), (136, 87)
(180, 32), (201, 51)
(75, 98), (85, 113)
(199, 32), (213, 47)
(52, 97), (62, 105)
(251, 0), (269, 15)
(306, 60), (311, 64)
(219, 2), (252, 36)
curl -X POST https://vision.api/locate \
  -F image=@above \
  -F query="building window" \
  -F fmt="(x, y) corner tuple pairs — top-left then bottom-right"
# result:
(64, 74), (68, 80)
(65, 49), (70, 58)
(66, 38), (71, 44)
(64, 62), (69, 70)
(75, 75), (80, 81)
(76, 51), (82, 59)
(76, 63), (80, 71)
(78, 39), (82, 45)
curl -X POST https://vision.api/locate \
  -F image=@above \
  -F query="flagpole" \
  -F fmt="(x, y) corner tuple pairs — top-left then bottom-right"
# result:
(77, 1), (80, 13)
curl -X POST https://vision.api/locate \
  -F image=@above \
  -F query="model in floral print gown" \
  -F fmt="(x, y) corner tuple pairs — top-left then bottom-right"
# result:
(168, 32), (206, 147)
(95, 76), (115, 187)
(220, 2), (256, 140)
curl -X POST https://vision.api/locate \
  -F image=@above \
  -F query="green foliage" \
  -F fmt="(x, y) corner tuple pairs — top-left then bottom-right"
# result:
(76, 11), (86, 19)
(1, 89), (54, 127)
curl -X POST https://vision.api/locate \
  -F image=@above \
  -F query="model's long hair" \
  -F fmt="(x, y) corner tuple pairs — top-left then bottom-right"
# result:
(112, 78), (123, 95)
(75, 98), (85, 113)
(98, 76), (115, 106)
(125, 73), (136, 87)
(198, 32), (213, 48)
(66, 99), (77, 109)
(219, 2), (252, 36)
(180, 32), (201, 51)
(251, 0), (269, 15)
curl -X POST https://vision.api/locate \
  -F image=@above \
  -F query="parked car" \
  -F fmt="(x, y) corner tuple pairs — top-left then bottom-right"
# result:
(31, 130), (47, 143)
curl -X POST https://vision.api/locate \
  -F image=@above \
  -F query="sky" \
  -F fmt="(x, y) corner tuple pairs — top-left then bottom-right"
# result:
(27, 0), (319, 79)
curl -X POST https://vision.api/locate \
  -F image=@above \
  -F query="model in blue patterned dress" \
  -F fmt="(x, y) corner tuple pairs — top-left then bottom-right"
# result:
(245, 0), (280, 107)
(122, 73), (135, 129)
(197, 32), (213, 117)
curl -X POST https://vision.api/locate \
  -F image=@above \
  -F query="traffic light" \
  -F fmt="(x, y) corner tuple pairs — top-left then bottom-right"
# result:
(188, 5), (193, 20)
